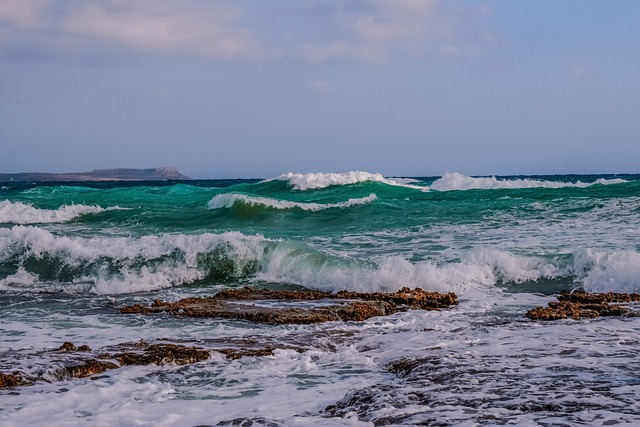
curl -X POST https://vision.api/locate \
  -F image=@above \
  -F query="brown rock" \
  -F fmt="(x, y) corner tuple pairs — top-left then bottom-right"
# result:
(59, 342), (76, 352)
(527, 293), (635, 321)
(64, 359), (119, 379)
(556, 291), (640, 304)
(113, 343), (210, 366)
(120, 286), (458, 324)
(0, 372), (26, 388)
(214, 287), (329, 301)
(335, 287), (458, 310)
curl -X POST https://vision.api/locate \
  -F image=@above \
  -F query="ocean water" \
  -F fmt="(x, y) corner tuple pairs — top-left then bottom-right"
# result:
(2, 171), (640, 426)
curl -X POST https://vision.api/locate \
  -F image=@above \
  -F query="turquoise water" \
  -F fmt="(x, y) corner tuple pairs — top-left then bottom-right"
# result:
(2, 172), (640, 426)
(2, 172), (639, 295)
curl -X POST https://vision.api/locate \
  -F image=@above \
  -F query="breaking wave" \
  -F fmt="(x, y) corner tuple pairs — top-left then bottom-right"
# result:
(0, 200), (120, 224)
(266, 171), (426, 191)
(3, 226), (640, 295)
(431, 172), (628, 191)
(207, 193), (377, 211)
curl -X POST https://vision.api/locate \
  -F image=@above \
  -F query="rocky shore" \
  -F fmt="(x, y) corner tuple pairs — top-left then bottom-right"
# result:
(120, 286), (458, 324)
(527, 291), (640, 320)
(1, 286), (458, 389)
(8, 288), (640, 392)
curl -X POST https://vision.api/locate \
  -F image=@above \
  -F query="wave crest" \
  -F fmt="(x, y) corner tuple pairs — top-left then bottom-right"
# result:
(0, 200), (118, 224)
(3, 226), (640, 294)
(266, 171), (426, 191)
(430, 172), (628, 191)
(207, 193), (377, 211)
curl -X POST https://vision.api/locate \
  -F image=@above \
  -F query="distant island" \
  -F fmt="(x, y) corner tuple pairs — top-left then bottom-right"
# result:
(0, 167), (189, 182)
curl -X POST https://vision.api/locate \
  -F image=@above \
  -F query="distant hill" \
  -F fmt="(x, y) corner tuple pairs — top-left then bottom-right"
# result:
(0, 167), (189, 182)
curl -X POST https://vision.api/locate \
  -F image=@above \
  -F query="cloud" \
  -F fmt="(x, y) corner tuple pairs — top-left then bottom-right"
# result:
(0, 0), (257, 60)
(0, 0), (50, 30)
(300, 0), (481, 65)
(306, 79), (335, 95)
(0, 0), (486, 65)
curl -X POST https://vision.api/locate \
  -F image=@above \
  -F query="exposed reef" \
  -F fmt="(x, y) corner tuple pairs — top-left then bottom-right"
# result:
(526, 291), (640, 320)
(120, 286), (458, 324)
(0, 339), (310, 389)
(1, 287), (459, 389)
(0, 341), (209, 389)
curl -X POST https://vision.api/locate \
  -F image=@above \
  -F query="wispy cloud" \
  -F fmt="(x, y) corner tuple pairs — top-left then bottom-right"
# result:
(0, 0), (486, 65)
(300, 0), (482, 65)
(0, 0), (257, 60)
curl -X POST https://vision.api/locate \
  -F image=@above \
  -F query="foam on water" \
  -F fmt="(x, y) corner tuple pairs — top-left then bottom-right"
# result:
(4, 225), (640, 294)
(207, 193), (377, 211)
(430, 172), (628, 191)
(0, 226), (270, 294)
(0, 200), (119, 224)
(267, 171), (427, 191)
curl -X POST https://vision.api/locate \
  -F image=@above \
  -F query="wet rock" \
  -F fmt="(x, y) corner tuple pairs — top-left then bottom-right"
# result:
(59, 342), (76, 351)
(58, 342), (92, 352)
(216, 286), (458, 310)
(112, 343), (210, 366)
(216, 417), (280, 426)
(335, 287), (459, 310)
(527, 292), (638, 320)
(0, 372), (26, 389)
(63, 359), (119, 379)
(217, 346), (305, 360)
(556, 291), (640, 304)
(214, 287), (329, 301)
(120, 286), (457, 324)
(122, 299), (396, 324)
(4, 341), (211, 388)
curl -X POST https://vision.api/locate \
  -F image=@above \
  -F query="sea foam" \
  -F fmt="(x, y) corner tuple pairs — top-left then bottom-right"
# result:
(3, 225), (640, 294)
(267, 171), (426, 191)
(0, 200), (118, 224)
(430, 172), (628, 191)
(207, 193), (377, 211)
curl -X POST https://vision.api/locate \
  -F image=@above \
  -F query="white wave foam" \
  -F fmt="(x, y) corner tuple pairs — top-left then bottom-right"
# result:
(0, 226), (272, 294)
(266, 171), (427, 191)
(0, 200), (119, 224)
(257, 247), (567, 293)
(574, 248), (640, 293)
(207, 193), (377, 211)
(4, 225), (640, 294)
(430, 172), (628, 191)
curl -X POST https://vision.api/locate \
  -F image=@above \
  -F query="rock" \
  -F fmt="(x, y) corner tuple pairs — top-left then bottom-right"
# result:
(214, 287), (329, 301)
(526, 292), (638, 320)
(63, 359), (119, 379)
(120, 286), (458, 324)
(112, 343), (210, 366)
(0, 372), (26, 389)
(335, 287), (458, 310)
(59, 342), (76, 352)
(556, 290), (640, 304)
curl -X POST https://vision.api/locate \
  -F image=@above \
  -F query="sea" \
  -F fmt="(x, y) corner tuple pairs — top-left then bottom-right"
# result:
(2, 171), (640, 426)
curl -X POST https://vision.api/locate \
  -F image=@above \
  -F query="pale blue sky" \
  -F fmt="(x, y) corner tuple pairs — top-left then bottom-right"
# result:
(1, 0), (639, 178)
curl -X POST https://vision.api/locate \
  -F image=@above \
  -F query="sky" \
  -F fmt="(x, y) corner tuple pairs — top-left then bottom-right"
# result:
(1, 0), (639, 179)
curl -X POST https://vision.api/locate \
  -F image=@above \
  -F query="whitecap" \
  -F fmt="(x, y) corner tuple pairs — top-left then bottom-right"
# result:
(430, 172), (627, 191)
(0, 200), (121, 224)
(207, 193), (377, 211)
(265, 171), (427, 191)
